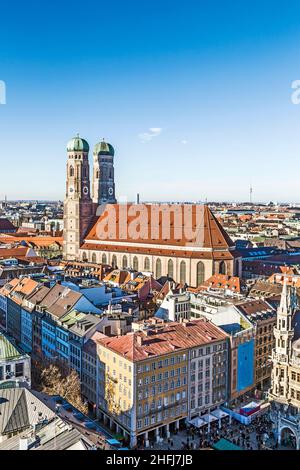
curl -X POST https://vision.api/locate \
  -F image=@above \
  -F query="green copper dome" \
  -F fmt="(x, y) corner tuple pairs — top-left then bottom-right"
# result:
(94, 139), (114, 156)
(67, 134), (90, 153)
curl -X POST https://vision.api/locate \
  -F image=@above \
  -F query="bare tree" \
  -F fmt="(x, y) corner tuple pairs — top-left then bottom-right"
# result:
(40, 364), (88, 414)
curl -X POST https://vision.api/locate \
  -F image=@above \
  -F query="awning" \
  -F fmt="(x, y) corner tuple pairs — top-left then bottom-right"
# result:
(106, 439), (121, 446)
(213, 438), (242, 451)
(211, 409), (229, 419)
(188, 417), (205, 428)
(202, 413), (218, 423)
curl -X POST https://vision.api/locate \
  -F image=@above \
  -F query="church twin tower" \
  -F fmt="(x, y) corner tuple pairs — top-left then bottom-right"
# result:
(63, 135), (116, 260)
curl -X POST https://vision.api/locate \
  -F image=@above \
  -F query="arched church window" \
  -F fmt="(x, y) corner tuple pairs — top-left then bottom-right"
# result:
(96, 170), (99, 179)
(180, 261), (186, 284)
(83, 167), (87, 178)
(133, 256), (139, 271)
(219, 261), (226, 275)
(82, 252), (88, 262)
(92, 253), (97, 264)
(144, 257), (150, 271)
(111, 254), (117, 269)
(102, 253), (107, 264)
(69, 166), (74, 177)
(122, 255), (128, 269)
(156, 258), (162, 279)
(167, 259), (174, 278)
(196, 261), (205, 286)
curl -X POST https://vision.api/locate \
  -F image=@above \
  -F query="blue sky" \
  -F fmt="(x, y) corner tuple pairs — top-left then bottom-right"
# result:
(1, 0), (300, 202)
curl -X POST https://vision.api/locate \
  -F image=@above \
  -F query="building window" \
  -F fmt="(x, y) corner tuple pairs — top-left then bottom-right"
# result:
(69, 166), (74, 177)
(219, 261), (226, 275)
(82, 252), (88, 262)
(180, 261), (186, 284)
(196, 261), (205, 285)
(92, 253), (97, 263)
(102, 253), (107, 264)
(144, 257), (150, 271)
(111, 255), (117, 268)
(156, 258), (162, 279)
(122, 255), (128, 268)
(168, 259), (174, 278)
(133, 256), (139, 271)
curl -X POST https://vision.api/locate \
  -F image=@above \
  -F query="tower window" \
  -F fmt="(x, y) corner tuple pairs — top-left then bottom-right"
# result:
(69, 166), (74, 177)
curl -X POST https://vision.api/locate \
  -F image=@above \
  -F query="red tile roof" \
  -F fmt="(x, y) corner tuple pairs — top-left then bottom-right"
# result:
(96, 319), (228, 362)
(190, 274), (244, 293)
(83, 204), (235, 251)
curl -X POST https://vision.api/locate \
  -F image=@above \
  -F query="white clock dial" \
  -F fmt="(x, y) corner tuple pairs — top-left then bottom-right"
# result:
(83, 186), (89, 195)
(108, 187), (114, 196)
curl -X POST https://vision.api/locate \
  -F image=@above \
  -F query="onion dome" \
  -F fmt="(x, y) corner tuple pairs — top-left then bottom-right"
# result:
(94, 138), (114, 156)
(67, 134), (89, 152)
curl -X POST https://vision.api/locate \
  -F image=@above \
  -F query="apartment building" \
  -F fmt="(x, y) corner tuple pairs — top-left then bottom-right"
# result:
(190, 289), (256, 402)
(235, 299), (276, 389)
(95, 318), (228, 448)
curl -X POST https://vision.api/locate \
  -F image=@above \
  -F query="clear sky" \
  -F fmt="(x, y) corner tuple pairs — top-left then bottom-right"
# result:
(1, 0), (300, 202)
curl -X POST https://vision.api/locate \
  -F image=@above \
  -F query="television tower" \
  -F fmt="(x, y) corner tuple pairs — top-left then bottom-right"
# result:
(250, 185), (253, 204)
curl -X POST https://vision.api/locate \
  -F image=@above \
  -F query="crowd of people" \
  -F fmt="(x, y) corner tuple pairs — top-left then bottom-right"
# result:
(181, 413), (275, 450)
(135, 409), (300, 450)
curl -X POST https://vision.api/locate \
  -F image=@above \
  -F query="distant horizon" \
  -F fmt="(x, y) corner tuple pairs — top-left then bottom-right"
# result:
(2, 198), (300, 206)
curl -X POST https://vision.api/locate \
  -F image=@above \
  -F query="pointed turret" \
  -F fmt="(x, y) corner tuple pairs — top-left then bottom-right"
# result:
(278, 277), (289, 315)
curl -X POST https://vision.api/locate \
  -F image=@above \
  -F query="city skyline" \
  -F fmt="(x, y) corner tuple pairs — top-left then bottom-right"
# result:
(2, 1), (300, 202)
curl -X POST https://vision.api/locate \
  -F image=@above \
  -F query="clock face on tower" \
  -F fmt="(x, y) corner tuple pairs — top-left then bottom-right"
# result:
(83, 186), (89, 195)
(108, 187), (114, 196)
(69, 186), (74, 194)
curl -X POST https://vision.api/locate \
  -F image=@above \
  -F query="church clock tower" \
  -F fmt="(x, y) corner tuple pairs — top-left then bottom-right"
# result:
(92, 139), (116, 205)
(63, 134), (94, 260)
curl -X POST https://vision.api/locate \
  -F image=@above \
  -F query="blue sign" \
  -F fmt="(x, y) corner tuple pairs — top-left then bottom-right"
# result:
(237, 339), (254, 392)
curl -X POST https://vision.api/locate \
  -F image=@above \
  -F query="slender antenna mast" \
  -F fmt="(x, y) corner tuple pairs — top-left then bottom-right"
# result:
(250, 184), (253, 204)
